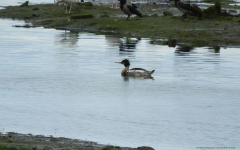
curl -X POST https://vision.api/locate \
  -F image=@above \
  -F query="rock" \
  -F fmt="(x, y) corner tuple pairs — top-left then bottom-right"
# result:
(32, 7), (39, 10)
(229, 10), (237, 13)
(163, 11), (173, 16)
(20, 1), (29, 7)
(32, 14), (39, 17)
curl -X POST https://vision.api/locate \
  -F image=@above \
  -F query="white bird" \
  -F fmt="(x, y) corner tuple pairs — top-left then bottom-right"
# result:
(110, 0), (118, 9)
(59, 0), (80, 14)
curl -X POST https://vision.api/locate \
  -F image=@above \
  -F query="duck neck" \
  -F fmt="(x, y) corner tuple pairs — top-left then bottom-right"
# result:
(121, 66), (129, 76)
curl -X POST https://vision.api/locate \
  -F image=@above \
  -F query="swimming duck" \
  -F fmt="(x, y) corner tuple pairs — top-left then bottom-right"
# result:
(118, 0), (142, 20)
(175, 0), (202, 20)
(116, 59), (155, 76)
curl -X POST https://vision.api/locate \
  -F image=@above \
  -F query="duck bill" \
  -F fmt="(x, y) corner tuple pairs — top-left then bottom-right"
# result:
(115, 62), (122, 64)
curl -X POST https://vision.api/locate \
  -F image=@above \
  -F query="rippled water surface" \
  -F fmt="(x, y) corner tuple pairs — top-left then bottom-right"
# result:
(0, 18), (240, 150)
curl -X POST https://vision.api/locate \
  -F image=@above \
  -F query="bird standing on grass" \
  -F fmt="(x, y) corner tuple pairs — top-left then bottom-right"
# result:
(111, 0), (118, 9)
(175, 0), (202, 20)
(60, 0), (81, 14)
(118, 0), (142, 20)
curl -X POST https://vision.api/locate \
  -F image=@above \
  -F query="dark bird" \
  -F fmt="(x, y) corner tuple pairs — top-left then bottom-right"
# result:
(175, 0), (202, 20)
(20, 1), (29, 7)
(118, 0), (142, 20)
(115, 59), (155, 77)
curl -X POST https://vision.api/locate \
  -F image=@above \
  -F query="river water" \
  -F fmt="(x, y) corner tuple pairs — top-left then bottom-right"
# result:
(1, 1), (240, 150)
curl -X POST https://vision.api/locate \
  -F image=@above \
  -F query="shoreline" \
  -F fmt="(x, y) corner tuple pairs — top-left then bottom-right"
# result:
(0, 132), (155, 150)
(0, 2), (240, 47)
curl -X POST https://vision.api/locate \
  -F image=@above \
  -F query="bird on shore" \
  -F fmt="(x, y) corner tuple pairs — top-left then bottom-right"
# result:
(175, 0), (202, 20)
(60, 0), (81, 14)
(111, 0), (118, 9)
(115, 59), (155, 77)
(20, 1), (29, 7)
(118, 0), (142, 20)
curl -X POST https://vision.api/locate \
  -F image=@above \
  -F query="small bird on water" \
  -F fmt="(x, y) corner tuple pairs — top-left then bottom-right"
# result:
(115, 59), (155, 77)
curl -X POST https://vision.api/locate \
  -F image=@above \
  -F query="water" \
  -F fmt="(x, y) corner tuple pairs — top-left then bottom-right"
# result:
(0, 10), (240, 150)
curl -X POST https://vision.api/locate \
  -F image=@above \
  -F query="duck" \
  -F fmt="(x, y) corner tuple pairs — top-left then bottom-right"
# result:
(116, 59), (155, 76)
(118, 0), (142, 20)
(175, 0), (202, 20)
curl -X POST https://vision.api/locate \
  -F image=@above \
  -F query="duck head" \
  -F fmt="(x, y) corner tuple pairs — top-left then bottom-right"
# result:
(115, 59), (130, 67)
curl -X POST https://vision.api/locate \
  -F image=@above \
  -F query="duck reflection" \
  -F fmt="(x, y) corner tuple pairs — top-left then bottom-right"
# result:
(123, 76), (154, 81)
(54, 30), (79, 47)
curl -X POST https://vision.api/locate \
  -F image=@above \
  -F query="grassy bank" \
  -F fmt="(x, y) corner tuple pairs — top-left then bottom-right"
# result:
(0, 132), (154, 150)
(0, 2), (240, 46)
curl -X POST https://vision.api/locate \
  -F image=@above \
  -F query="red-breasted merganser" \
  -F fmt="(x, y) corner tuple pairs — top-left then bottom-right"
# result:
(116, 59), (155, 76)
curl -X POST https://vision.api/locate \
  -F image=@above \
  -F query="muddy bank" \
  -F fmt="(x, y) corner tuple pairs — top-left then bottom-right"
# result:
(0, 132), (154, 150)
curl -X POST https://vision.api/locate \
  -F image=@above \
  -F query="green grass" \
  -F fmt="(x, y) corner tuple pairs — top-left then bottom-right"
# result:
(0, 144), (34, 150)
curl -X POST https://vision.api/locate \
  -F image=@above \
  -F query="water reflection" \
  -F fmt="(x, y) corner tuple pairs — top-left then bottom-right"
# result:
(175, 45), (220, 56)
(175, 45), (195, 55)
(105, 35), (121, 47)
(54, 30), (79, 48)
(119, 38), (141, 52)
(122, 76), (154, 81)
(174, 45), (221, 67)
(208, 46), (220, 53)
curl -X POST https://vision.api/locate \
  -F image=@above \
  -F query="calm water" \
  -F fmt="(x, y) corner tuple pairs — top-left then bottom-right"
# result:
(0, 12), (240, 150)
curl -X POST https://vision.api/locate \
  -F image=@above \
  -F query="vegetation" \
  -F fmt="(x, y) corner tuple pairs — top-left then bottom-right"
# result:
(0, 132), (156, 150)
(71, 14), (95, 19)
(0, 2), (240, 46)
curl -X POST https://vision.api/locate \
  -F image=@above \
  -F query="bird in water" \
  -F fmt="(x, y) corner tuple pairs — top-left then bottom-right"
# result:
(116, 59), (155, 77)
(175, 0), (202, 20)
(118, 0), (142, 20)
